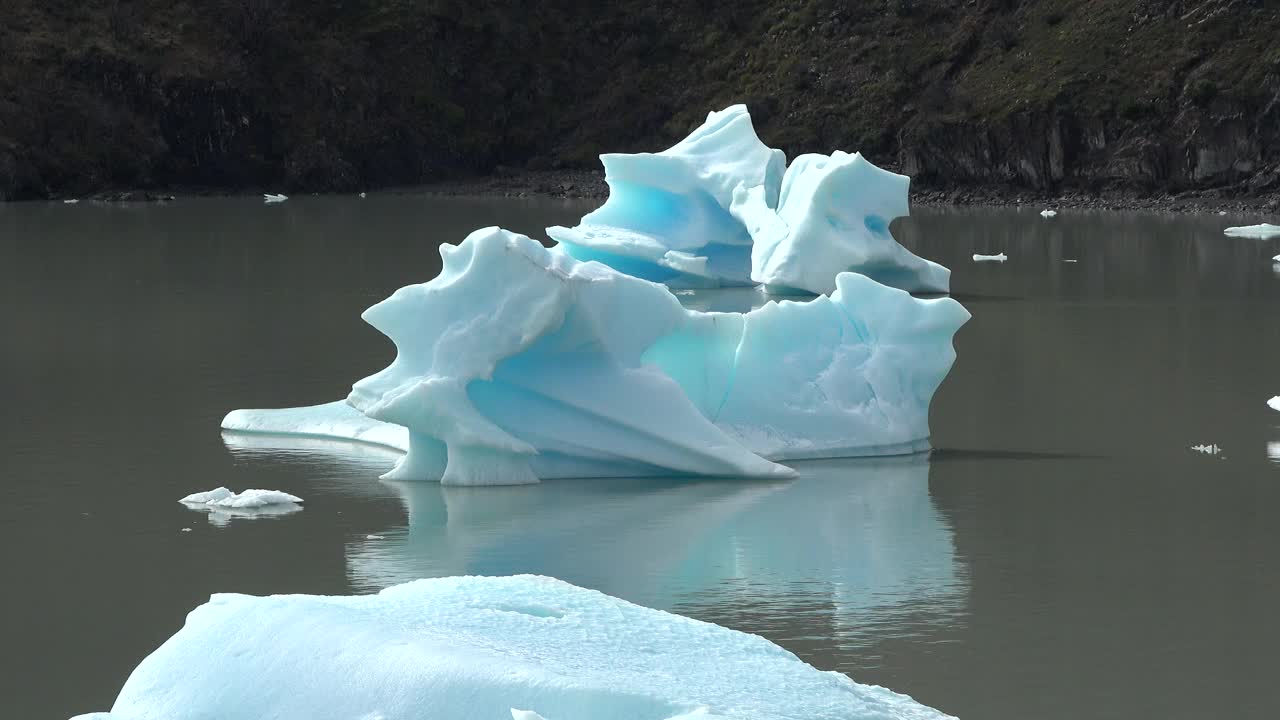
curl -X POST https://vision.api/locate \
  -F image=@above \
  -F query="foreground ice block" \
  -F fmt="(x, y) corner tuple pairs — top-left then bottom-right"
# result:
(547, 105), (785, 287)
(732, 151), (949, 295)
(75, 575), (952, 720)
(225, 227), (967, 483)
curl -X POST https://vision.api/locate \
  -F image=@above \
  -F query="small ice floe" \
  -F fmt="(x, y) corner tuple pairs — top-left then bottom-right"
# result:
(1063, 259), (1079, 263)
(181, 487), (303, 508)
(63, 198), (80, 204)
(181, 528), (193, 533)
(1224, 223), (1280, 239)
(1190, 443), (1222, 456)
(366, 534), (386, 540)
(359, 192), (367, 198)
(1269, 396), (1280, 412)
(973, 252), (1007, 262)
(1040, 209), (1057, 218)
(263, 193), (289, 203)
(180, 487), (303, 525)
(1218, 210), (1228, 216)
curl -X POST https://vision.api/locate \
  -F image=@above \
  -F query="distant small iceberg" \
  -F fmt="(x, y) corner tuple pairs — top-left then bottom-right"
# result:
(1040, 209), (1057, 218)
(1223, 223), (1280, 239)
(973, 252), (1007, 262)
(180, 487), (303, 508)
(263, 193), (289, 203)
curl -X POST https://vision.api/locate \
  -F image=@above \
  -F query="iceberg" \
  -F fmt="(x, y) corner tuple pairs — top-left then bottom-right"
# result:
(263, 193), (288, 203)
(1223, 223), (1280, 239)
(547, 105), (784, 288)
(179, 487), (304, 526)
(1040, 209), (1057, 218)
(224, 227), (968, 484)
(179, 487), (304, 508)
(73, 575), (952, 720)
(972, 252), (1006, 263)
(732, 151), (949, 294)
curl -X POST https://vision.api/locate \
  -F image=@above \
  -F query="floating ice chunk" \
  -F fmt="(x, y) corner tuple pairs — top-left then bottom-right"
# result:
(1273, 255), (1280, 262)
(63, 198), (80, 204)
(226, 227), (967, 484)
(1269, 442), (1280, 462)
(180, 528), (193, 533)
(366, 534), (386, 540)
(1269, 396), (1280, 412)
(733, 151), (949, 294)
(1218, 210), (1228, 216)
(263, 193), (288, 203)
(548, 105), (784, 287)
(1224, 223), (1280, 239)
(359, 192), (367, 198)
(973, 253), (1007, 262)
(1063, 259), (1078, 263)
(180, 487), (303, 508)
(1190, 444), (1221, 455)
(82, 575), (952, 720)
(1040, 209), (1057, 218)
(180, 488), (303, 525)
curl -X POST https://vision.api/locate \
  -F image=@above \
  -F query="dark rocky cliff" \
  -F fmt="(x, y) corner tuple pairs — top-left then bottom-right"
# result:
(3, 0), (1278, 200)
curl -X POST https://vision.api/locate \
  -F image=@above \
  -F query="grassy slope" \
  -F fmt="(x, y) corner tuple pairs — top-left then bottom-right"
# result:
(2, 0), (1277, 198)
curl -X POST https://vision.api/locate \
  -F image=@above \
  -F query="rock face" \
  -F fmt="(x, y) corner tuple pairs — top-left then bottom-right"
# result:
(4, 1), (1280, 199)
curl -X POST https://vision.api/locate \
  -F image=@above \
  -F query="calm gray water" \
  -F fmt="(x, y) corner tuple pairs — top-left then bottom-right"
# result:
(3, 195), (1279, 719)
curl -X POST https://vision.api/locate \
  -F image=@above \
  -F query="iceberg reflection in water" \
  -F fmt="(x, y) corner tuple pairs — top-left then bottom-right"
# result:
(356, 457), (965, 656)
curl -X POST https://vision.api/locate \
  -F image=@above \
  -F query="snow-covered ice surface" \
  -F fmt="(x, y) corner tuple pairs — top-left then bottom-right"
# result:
(1223, 223), (1280, 239)
(71, 575), (952, 720)
(972, 253), (1006, 262)
(223, 227), (968, 484)
(547, 105), (784, 288)
(733, 151), (949, 294)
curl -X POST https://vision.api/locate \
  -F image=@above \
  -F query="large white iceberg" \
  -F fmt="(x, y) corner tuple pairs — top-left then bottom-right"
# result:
(547, 105), (784, 287)
(223, 227), (968, 484)
(732, 151), (950, 294)
(73, 575), (952, 720)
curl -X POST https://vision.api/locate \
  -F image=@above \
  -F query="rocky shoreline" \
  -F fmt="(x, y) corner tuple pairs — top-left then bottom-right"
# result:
(13, 168), (1280, 220)
(423, 169), (1280, 217)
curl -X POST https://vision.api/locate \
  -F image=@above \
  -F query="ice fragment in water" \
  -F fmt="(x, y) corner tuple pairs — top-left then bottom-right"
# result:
(973, 252), (1007, 262)
(1040, 209), (1057, 218)
(1223, 224), (1280, 239)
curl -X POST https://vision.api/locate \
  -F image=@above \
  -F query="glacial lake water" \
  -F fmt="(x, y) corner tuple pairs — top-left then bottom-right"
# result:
(3, 195), (1280, 720)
